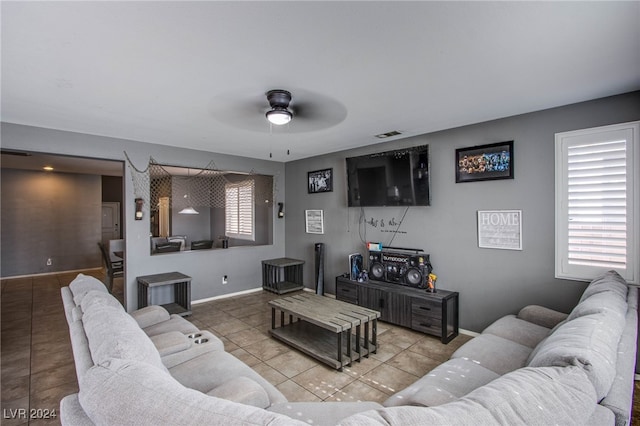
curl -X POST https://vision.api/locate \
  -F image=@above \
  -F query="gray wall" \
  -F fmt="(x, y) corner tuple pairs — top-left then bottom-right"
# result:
(0, 123), (286, 312)
(1, 169), (102, 275)
(284, 91), (640, 332)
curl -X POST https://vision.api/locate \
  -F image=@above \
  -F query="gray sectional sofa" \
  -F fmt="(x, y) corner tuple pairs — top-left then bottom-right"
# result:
(60, 270), (637, 425)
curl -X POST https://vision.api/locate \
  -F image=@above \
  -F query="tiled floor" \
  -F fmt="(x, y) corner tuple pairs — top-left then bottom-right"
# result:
(1, 270), (638, 425)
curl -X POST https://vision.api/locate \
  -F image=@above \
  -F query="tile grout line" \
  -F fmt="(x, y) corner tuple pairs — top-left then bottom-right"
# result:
(27, 275), (33, 426)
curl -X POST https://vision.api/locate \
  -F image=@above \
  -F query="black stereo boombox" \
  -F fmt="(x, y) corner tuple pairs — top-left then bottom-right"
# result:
(368, 250), (433, 289)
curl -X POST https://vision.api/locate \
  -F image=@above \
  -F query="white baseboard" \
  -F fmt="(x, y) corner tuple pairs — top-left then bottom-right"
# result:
(1, 267), (102, 280)
(193, 286), (317, 305)
(193, 289), (480, 341)
(459, 328), (480, 337)
(191, 287), (263, 305)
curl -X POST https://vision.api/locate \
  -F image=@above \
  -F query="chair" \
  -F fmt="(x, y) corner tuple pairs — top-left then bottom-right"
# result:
(98, 242), (124, 293)
(108, 239), (125, 268)
(154, 242), (181, 253)
(191, 240), (213, 250)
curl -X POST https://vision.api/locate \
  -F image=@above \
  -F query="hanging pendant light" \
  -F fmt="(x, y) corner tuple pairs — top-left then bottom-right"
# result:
(178, 205), (199, 215)
(178, 169), (199, 215)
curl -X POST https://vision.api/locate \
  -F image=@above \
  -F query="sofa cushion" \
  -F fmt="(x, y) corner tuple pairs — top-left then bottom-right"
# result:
(527, 311), (624, 401)
(207, 376), (270, 408)
(579, 270), (628, 303)
(599, 291), (637, 426)
(71, 306), (83, 323)
(383, 357), (500, 407)
(516, 304), (569, 329)
(61, 286), (77, 324)
(82, 304), (167, 372)
(482, 314), (550, 348)
(269, 401), (384, 425)
(68, 319), (94, 383)
(169, 350), (287, 405)
(568, 290), (627, 322)
(339, 366), (598, 426)
(80, 290), (124, 313)
(79, 358), (305, 426)
(69, 273), (108, 305)
(450, 334), (532, 375)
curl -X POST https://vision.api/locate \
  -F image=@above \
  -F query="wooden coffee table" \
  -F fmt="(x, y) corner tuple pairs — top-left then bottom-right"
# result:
(269, 293), (380, 371)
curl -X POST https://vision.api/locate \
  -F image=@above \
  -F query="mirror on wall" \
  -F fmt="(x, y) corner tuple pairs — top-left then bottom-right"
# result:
(149, 165), (274, 254)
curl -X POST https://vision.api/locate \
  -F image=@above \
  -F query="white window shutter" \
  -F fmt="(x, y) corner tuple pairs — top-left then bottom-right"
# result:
(555, 121), (638, 283)
(225, 180), (255, 241)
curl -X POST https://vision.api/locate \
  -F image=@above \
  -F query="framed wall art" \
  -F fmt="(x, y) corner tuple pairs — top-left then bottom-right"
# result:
(308, 168), (333, 193)
(477, 210), (522, 250)
(456, 141), (514, 183)
(305, 209), (324, 234)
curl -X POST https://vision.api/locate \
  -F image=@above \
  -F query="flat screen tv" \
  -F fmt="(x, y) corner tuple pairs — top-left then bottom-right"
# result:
(346, 145), (430, 207)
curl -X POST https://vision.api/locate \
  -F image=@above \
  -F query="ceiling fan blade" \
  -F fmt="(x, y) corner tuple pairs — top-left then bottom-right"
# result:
(209, 88), (347, 133)
(290, 101), (318, 119)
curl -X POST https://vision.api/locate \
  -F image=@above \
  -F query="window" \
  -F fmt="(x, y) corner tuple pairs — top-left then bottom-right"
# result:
(225, 180), (255, 241)
(555, 121), (639, 284)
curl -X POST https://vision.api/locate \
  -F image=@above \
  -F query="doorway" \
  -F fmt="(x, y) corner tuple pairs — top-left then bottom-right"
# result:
(1, 150), (125, 282)
(102, 202), (121, 243)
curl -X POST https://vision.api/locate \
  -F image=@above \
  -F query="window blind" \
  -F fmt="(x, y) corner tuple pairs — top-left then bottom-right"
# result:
(556, 121), (638, 284)
(225, 180), (255, 241)
(567, 139), (627, 269)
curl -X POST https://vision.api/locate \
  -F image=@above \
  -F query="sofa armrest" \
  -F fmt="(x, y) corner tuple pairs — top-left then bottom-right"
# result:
(207, 377), (271, 408)
(60, 393), (94, 426)
(160, 331), (224, 368)
(130, 305), (170, 329)
(150, 331), (191, 356)
(517, 305), (568, 329)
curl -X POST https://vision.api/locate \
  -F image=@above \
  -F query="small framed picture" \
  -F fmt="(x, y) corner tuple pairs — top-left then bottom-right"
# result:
(305, 210), (324, 234)
(308, 168), (333, 193)
(456, 141), (514, 183)
(477, 210), (522, 250)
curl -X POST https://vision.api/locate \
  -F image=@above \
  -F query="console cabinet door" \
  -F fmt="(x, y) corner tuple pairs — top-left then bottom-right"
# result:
(336, 280), (358, 304)
(358, 287), (387, 319)
(384, 292), (411, 327)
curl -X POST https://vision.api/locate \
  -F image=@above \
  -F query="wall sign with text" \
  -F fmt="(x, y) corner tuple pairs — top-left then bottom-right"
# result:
(477, 210), (522, 250)
(305, 209), (324, 234)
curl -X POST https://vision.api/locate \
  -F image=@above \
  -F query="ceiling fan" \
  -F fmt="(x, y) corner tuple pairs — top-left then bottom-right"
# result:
(209, 87), (347, 134)
(265, 89), (293, 125)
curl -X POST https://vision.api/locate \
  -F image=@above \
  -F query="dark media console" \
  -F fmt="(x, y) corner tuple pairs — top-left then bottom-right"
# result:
(335, 275), (459, 343)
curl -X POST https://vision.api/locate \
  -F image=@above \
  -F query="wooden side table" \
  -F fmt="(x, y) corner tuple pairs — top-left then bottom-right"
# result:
(137, 271), (192, 316)
(262, 257), (304, 294)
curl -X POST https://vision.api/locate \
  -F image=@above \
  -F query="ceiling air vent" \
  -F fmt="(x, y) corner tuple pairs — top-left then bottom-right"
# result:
(374, 130), (402, 139)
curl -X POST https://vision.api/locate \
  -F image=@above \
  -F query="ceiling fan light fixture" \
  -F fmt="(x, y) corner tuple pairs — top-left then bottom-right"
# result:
(266, 107), (292, 125)
(265, 89), (293, 125)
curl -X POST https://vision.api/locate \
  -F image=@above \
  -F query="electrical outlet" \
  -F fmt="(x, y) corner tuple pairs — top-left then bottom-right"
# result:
(222, 275), (228, 285)
(46, 258), (52, 266)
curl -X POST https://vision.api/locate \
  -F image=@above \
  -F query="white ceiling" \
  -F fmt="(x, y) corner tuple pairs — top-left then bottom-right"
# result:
(2, 1), (639, 162)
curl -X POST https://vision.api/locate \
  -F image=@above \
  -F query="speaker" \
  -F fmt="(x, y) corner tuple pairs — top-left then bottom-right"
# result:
(314, 243), (324, 295)
(404, 254), (432, 287)
(368, 250), (433, 289)
(368, 251), (385, 281)
(405, 266), (424, 286)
